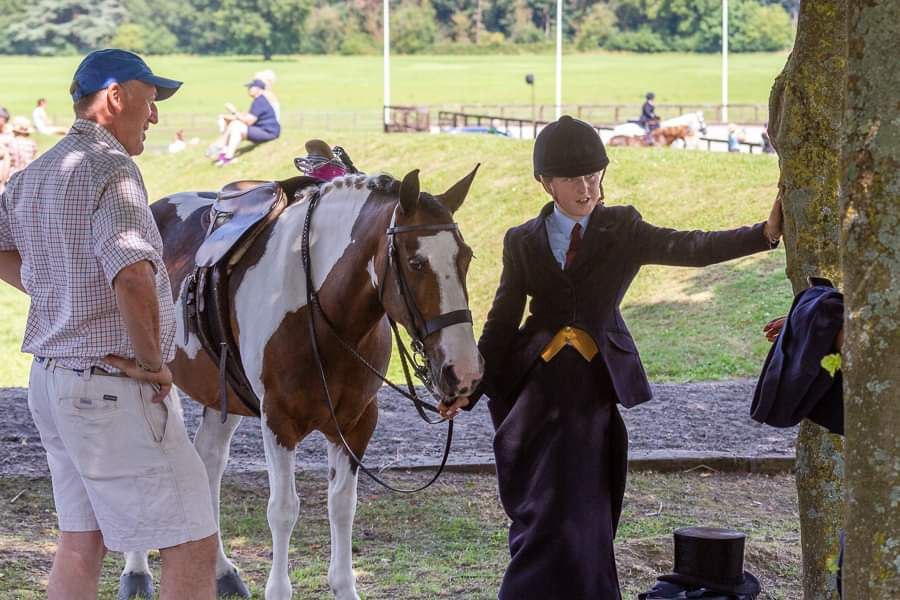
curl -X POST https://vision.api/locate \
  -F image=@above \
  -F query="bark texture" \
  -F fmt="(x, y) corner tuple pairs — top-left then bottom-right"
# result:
(768, 1), (847, 597)
(841, 0), (900, 596)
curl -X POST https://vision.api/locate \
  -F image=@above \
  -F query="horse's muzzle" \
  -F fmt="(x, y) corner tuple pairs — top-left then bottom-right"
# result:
(436, 361), (483, 401)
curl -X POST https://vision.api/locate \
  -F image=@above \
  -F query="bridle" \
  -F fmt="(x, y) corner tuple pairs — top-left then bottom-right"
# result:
(301, 190), (472, 493)
(379, 203), (473, 389)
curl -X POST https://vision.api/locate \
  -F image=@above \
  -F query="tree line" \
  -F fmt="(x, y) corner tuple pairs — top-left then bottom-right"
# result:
(0, 0), (797, 59)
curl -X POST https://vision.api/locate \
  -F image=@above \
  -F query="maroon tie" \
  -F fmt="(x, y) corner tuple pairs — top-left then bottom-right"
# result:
(565, 223), (582, 270)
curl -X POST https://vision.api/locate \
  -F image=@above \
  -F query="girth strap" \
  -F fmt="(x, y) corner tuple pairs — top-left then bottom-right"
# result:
(183, 265), (261, 422)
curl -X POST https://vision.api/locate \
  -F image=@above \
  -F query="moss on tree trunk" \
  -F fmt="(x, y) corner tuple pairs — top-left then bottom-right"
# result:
(840, 0), (900, 596)
(768, 1), (847, 597)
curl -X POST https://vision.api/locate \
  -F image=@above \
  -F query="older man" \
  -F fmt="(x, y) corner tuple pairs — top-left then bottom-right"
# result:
(0, 49), (216, 599)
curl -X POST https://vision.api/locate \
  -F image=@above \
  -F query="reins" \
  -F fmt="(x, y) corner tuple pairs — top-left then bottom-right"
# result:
(300, 190), (469, 493)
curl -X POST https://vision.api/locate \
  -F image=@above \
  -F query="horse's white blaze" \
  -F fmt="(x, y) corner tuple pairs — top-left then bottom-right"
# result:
(174, 279), (203, 360)
(416, 231), (482, 393)
(233, 184), (373, 399)
(261, 416), (299, 600)
(167, 192), (214, 221)
(326, 441), (361, 600)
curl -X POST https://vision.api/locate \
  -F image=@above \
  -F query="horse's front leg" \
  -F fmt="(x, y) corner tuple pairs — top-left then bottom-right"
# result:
(326, 442), (361, 600)
(119, 551), (153, 599)
(194, 407), (247, 597)
(261, 415), (300, 599)
(327, 401), (377, 600)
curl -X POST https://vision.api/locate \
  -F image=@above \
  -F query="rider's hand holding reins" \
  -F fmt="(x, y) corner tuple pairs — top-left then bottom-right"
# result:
(105, 355), (174, 403)
(438, 396), (470, 420)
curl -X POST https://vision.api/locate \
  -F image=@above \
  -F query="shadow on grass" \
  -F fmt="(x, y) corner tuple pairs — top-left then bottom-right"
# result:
(622, 251), (791, 381)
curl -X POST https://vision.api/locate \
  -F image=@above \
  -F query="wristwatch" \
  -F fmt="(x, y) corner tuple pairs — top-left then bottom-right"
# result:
(136, 358), (163, 373)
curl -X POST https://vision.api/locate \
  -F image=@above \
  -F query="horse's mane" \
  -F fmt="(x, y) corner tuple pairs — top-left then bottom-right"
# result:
(293, 172), (451, 219)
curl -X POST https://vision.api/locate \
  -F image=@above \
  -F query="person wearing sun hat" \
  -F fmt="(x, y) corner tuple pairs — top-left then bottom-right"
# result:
(6, 116), (38, 177)
(439, 115), (785, 599)
(0, 49), (220, 599)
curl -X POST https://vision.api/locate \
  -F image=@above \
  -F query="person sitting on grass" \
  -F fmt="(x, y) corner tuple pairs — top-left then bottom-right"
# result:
(32, 98), (68, 136)
(439, 115), (784, 600)
(208, 78), (280, 166)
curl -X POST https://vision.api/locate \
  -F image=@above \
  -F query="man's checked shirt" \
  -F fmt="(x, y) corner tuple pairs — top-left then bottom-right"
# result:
(0, 119), (176, 370)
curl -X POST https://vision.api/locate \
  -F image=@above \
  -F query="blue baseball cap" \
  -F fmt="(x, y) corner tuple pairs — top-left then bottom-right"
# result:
(71, 49), (182, 102)
(245, 79), (266, 90)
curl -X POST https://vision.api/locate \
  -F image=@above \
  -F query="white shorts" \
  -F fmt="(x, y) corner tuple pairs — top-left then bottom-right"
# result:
(27, 359), (217, 552)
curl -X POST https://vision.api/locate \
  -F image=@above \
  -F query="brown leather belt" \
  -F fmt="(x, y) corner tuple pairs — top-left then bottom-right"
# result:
(540, 326), (599, 363)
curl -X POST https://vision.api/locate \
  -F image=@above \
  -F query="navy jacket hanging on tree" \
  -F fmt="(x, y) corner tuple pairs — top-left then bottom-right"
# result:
(751, 285), (844, 435)
(472, 201), (776, 600)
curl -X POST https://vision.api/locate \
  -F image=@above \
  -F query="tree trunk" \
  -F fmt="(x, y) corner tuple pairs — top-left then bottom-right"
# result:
(474, 0), (482, 45)
(840, 0), (900, 596)
(767, 1), (847, 597)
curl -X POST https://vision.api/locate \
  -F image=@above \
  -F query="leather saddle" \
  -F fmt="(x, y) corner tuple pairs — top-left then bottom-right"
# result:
(183, 175), (319, 420)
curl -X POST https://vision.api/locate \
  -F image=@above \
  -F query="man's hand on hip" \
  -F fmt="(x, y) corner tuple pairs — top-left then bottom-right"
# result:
(104, 355), (173, 403)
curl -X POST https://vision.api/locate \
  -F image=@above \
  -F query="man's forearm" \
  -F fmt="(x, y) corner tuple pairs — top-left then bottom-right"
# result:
(0, 250), (25, 293)
(113, 261), (163, 368)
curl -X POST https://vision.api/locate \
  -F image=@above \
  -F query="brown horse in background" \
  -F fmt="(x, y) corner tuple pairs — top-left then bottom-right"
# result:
(118, 169), (484, 600)
(608, 124), (694, 147)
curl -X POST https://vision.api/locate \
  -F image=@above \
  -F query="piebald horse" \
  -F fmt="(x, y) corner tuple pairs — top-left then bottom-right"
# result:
(118, 169), (484, 599)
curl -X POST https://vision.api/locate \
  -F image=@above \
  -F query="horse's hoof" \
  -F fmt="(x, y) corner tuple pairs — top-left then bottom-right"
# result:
(117, 572), (154, 599)
(217, 568), (251, 598)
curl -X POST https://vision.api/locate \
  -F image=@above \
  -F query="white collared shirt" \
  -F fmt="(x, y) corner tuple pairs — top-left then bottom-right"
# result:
(545, 204), (591, 269)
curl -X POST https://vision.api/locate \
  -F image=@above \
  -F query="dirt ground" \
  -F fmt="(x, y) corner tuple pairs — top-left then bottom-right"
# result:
(0, 379), (796, 477)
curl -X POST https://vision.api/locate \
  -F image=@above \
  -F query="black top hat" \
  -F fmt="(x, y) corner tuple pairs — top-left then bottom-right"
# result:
(657, 527), (761, 596)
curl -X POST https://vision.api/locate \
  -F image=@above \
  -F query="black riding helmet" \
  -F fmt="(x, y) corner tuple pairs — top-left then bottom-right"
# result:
(532, 115), (609, 181)
(646, 91), (655, 100)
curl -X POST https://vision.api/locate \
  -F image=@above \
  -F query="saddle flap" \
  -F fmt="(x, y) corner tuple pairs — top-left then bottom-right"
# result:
(195, 181), (284, 268)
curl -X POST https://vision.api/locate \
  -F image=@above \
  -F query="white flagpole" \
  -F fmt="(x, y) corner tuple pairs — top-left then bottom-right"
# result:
(555, 0), (563, 119)
(383, 0), (391, 127)
(722, 0), (729, 123)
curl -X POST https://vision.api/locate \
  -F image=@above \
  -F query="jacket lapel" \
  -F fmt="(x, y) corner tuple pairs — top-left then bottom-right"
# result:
(523, 202), (565, 276)
(568, 205), (613, 273)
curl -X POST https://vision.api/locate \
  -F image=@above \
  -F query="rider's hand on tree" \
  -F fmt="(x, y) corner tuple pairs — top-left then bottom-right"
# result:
(764, 191), (784, 244)
(105, 355), (174, 403)
(438, 396), (470, 420)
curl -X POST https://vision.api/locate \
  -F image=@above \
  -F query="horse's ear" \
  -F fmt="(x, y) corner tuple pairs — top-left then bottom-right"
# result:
(399, 169), (420, 216)
(436, 163), (480, 214)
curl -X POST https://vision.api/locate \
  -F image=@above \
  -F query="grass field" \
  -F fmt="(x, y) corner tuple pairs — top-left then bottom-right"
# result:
(0, 52), (787, 121)
(0, 470), (801, 599)
(0, 129), (791, 386)
(0, 51), (794, 386)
